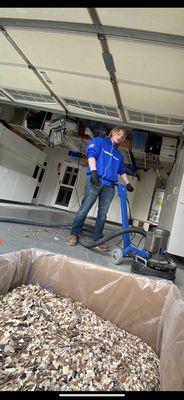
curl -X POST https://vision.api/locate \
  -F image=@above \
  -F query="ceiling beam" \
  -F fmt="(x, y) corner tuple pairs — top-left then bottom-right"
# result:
(1, 18), (184, 48)
(0, 98), (180, 137)
(87, 8), (127, 122)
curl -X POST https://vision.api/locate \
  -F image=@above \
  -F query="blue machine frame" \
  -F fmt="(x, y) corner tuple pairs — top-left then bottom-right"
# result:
(118, 184), (150, 259)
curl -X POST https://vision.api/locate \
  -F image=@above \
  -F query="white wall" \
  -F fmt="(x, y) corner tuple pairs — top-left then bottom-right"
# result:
(159, 146), (184, 232)
(0, 123), (46, 176)
(0, 146), (37, 176)
(0, 122), (46, 202)
(0, 165), (37, 202)
(131, 169), (157, 221)
(158, 146), (184, 256)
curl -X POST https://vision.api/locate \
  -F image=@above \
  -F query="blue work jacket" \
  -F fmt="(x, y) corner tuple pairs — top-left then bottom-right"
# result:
(86, 136), (126, 187)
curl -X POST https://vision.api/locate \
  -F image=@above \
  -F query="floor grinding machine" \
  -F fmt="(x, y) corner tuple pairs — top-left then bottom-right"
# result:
(111, 184), (177, 282)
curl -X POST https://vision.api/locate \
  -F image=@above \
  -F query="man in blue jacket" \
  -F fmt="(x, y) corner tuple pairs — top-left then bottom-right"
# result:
(67, 126), (134, 251)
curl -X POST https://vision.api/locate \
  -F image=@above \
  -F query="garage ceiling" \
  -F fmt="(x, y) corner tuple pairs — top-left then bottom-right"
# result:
(0, 7), (184, 135)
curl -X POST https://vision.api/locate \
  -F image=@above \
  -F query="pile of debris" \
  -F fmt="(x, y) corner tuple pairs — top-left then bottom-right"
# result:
(0, 284), (160, 391)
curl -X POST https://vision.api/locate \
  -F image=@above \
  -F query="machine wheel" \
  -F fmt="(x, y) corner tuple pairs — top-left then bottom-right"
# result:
(131, 258), (177, 282)
(111, 247), (124, 265)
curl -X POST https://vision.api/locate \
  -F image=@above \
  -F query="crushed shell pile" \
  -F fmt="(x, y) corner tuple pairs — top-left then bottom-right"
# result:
(0, 284), (160, 391)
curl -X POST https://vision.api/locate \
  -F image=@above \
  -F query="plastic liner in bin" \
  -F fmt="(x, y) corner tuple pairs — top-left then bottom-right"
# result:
(0, 248), (184, 391)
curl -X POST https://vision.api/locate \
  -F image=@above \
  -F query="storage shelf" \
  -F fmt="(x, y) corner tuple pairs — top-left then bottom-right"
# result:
(132, 150), (174, 171)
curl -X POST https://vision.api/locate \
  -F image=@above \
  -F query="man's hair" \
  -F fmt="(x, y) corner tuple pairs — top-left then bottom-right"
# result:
(108, 126), (126, 139)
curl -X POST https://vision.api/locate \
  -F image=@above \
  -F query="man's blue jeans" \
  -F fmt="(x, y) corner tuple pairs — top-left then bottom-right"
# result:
(71, 180), (115, 241)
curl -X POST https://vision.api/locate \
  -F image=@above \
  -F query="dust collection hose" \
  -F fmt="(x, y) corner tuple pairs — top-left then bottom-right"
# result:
(78, 227), (146, 248)
(0, 217), (146, 249)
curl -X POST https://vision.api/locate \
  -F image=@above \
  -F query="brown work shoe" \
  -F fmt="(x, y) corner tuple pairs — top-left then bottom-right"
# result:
(96, 244), (109, 252)
(67, 235), (77, 246)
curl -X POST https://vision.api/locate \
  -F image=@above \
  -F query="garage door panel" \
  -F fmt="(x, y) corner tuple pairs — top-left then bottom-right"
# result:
(119, 83), (184, 116)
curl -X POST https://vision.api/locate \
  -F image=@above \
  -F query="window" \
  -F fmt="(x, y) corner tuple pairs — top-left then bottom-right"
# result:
(55, 186), (73, 207)
(62, 166), (79, 186)
(33, 186), (40, 199)
(38, 168), (45, 183)
(32, 165), (40, 179)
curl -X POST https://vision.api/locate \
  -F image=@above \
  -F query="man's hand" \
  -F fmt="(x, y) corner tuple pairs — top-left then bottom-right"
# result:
(126, 183), (134, 192)
(90, 170), (101, 187)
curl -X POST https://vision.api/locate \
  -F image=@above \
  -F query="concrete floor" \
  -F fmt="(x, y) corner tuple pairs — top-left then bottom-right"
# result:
(0, 202), (184, 298)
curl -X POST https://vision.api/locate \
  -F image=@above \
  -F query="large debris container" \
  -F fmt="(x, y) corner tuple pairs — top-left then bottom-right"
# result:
(0, 248), (184, 391)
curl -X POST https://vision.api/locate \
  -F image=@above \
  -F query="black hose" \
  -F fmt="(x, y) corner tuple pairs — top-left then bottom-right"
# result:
(0, 218), (114, 232)
(0, 218), (92, 230)
(0, 217), (146, 249)
(78, 227), (146, 248)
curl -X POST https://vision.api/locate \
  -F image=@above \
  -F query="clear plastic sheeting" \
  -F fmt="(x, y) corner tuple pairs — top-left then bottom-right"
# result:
(0, 248), (184, 391)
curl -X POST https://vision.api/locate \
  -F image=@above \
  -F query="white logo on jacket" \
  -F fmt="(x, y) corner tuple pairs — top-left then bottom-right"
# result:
(103, 149), (113, 156)
(103, 149), (119, 161)
(88, 144), (95, 148)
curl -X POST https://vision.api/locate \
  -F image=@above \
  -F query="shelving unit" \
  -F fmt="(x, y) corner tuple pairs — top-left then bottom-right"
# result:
(132, 151), (175, 172)
(130, 132), (177, 172)
(132, 150), (147, 168)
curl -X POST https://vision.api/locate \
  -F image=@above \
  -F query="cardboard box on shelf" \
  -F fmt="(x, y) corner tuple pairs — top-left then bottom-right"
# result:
(161, 137), (177, 148)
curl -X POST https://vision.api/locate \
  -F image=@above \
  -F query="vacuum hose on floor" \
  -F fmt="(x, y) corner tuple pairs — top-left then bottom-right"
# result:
(0, 217), (77, 229)
(0, 217), (146, 249)
(78, 227), (146, 248)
